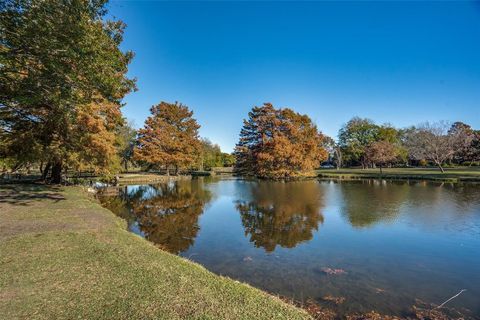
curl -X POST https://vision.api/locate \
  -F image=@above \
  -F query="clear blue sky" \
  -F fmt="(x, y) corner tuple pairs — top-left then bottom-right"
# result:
(108, 1), (480, 152)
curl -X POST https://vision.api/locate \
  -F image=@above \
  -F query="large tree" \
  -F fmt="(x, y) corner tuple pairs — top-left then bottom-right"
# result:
(338, 117), (379, 168)
(235, 103), (327, 178)
(405, 122), (467, 173)
(0, 0), (135, 182)
(448, 122), (477, 165)
(134, 102), (201, 175)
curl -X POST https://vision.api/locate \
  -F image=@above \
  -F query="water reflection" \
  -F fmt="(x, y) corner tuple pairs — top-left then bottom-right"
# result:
(337, 180), (480, 231)
(97, 178), (480, 318)
(337, 180), (408, 227)
(235, 180), (325, 252)
(100, 179), (212, 253)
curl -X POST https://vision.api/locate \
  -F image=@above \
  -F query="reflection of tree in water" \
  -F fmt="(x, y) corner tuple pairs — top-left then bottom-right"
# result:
(127, 180), (212, 254)
(99, 186), (135, 225)
(338, 180), (409, 227)
(338, 180), (480, 230)
(236, 180), (325, 252)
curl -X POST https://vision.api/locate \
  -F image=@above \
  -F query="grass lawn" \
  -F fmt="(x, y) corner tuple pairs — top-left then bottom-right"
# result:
(316, 166), (480, 182)
(0, 184), (309, 320)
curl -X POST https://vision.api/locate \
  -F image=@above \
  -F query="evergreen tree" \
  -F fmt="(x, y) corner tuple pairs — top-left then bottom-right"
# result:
(235, 103), (327, 178)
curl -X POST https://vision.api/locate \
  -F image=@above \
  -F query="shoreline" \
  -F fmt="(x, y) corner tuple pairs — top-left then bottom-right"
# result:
(316, 167), (480, 183)
(0, 183), (309, 320)
(317, 173), (480, 183)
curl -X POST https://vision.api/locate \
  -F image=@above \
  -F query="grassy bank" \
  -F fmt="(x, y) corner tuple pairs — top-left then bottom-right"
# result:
(316, 167), (480, 182)
(0, 184), (309, 320)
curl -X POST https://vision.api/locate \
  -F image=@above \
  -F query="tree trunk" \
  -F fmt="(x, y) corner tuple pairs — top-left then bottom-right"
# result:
(379, 165), (383, 175)
(42, 162), (51, 181)
(51, 160), (63, 184)
(124, 161), (128, 172)
(175, 165), (179, 175)
(166, 165), (170, 176)
(436, 162), (445, 173)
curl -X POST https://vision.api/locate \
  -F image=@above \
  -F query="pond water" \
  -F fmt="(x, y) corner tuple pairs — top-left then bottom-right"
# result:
(97, 178), (480, 318)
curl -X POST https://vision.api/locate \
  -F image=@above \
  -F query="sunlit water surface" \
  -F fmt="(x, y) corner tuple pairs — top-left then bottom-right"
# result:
(98, 178), (480, 317)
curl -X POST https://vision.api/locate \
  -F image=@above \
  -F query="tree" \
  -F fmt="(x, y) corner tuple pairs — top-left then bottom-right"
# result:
(200, 138), (223, 170)
(338, 117), (379, 168)
(199, 139), (235, 170)
(134, 102), (201, 175)
(471, 131), (480, 165)
(0, 0), (135, 182)
(221, 152), (235, 167)
(405, 122), (467, 173)
(323, 136), (342, 169)
(448, 122), (476, 164)
(235, 103), (327, 178)
(117, 121), (137, 171)
(366, 140), (399, 174)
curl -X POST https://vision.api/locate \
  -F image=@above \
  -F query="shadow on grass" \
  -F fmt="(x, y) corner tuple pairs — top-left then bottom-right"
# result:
(0, 183), (65, 206)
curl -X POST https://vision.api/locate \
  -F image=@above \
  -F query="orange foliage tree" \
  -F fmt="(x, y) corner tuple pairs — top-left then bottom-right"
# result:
(365, 140), (399, 174)
(235, 103), (328, 178)
(134, 102), (201, 174)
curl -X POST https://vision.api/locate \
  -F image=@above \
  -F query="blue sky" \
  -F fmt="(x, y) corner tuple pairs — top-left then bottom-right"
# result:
(109, 1), (480, 152)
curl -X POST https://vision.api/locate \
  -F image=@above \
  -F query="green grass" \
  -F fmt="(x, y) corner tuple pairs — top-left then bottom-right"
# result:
(316, 167), (480, 182)
(0, 184), (309, 320)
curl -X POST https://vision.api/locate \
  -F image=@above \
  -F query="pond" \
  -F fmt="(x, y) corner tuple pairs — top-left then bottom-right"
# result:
(97, 177), (480, 318)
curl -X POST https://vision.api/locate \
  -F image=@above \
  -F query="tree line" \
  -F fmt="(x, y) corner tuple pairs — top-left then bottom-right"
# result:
(1, 0), (478, 182)
(124, 102), (480, 179)
(331, 117), (479, 173)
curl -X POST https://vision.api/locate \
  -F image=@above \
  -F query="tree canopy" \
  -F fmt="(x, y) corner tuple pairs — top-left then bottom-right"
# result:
(337, 117), (406, 168)
(404, 121), (471, 172)
(200, 138), (235, 170)
(366, 140), (399, 173)
(0, 0), (135, 182)
(235, 103), (327, 179)
(134, 102), (201, 174)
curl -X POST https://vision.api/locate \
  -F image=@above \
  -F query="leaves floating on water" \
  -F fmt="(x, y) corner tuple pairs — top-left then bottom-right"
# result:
(342, 300), (475, 320)
(346, 311), (401, 320)
(412, 299), (475, 320)
(322, 295), (346, 305)
(279, 296), (475, 320)
(321, 267), (347, 275)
